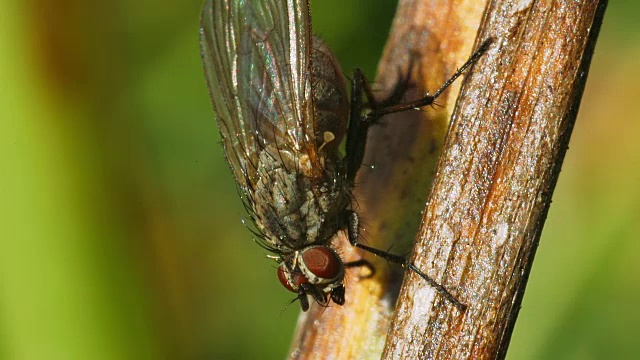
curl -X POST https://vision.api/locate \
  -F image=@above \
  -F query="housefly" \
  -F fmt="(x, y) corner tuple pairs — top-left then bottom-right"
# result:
(199, 0), (491, 312)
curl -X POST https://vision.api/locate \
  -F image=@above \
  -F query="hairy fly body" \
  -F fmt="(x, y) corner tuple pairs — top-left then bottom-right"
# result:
(199, 0), (491, 312)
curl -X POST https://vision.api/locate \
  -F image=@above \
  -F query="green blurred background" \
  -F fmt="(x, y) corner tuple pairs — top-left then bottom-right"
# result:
(2, 0), (638, 359)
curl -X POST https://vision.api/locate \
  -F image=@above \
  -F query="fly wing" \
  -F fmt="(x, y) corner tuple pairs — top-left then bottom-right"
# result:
(199, 0), (320, 195)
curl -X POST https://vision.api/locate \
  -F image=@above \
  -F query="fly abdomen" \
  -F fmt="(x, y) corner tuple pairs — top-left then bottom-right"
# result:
(253, 148), (319, 249)
(252, 147), (346, 251)
(311, 37), (349, 153)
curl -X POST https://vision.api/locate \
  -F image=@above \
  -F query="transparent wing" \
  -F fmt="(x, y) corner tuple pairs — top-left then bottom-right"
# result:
(199, 0), (319, 194)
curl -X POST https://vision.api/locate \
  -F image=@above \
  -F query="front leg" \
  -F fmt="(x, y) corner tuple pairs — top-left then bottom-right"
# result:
(344, 210), (467, 312)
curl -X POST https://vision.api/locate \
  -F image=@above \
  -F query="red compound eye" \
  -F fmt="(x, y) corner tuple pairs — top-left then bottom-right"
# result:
(277, 265), (307, 293)
(301, 246), (343, 280)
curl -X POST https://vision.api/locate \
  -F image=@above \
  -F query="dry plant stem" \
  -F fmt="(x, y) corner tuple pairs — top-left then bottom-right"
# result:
(288, 0), (487, 359)
(383, 0), (608, 359)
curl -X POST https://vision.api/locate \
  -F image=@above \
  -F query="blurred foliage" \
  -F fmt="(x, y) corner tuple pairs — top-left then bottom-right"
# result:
(1, 0), (638, 359)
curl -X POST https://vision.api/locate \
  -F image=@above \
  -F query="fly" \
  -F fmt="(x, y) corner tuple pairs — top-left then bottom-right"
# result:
(199, 0), (491, 312)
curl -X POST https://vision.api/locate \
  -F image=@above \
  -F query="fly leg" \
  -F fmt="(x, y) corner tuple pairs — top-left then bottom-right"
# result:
(344, 210), (466, 311)
(344, 62), (410, 184)
(344, 37), (493, 184)
(365, 37), (493, 119)
(344, 66), (375, 184)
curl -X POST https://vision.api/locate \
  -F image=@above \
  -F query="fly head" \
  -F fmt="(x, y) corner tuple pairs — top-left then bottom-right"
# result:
(277, 245), (346, 311)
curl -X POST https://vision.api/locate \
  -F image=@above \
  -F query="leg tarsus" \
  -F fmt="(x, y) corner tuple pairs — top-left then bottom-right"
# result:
(407, 264), (467, 312)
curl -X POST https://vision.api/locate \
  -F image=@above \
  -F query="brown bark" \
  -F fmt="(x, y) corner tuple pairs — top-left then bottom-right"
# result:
(382, 0), (608, 359)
